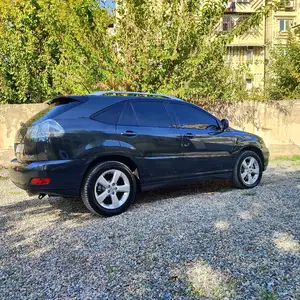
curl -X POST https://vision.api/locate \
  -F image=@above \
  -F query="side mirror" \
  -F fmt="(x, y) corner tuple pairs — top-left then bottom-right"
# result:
(221, 119), (229, 131)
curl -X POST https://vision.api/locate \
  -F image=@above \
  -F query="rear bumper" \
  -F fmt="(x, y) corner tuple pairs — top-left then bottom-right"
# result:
(9, 159), (85, 196)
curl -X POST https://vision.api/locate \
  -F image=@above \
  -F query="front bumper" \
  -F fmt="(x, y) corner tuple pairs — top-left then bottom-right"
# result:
(262, 147), (270, 171)
(10, 159), (85, 196)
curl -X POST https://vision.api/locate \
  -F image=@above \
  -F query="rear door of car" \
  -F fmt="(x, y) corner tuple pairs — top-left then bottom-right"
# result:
(167, 101), (236, 177)
(116, 99), (183, 185)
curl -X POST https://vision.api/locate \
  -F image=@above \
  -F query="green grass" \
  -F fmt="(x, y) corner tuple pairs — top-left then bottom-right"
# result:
(260, 290), (279, 300)
(271, 155), (300, 161)
(0, 176), (9, 181)
(9, 191), (24, 195)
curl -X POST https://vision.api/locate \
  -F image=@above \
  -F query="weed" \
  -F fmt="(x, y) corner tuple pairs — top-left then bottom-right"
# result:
(272, 155), (300, 162)
(259, 288), (279, 300)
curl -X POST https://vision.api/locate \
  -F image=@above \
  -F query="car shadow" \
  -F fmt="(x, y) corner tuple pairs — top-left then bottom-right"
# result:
(135, 179), (232, 204)
(3, 164), (299, 222)
(45, 180), (233, 214)
(0, 179), (233, 224)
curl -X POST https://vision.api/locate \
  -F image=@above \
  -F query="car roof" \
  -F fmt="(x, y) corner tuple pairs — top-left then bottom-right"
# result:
(51, 94), (185, 119)
(48, 91), (185, 105)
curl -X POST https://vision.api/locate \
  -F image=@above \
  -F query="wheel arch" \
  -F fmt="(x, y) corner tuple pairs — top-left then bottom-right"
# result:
(239, 146), (264, 165)
(81, 154), (141, 192)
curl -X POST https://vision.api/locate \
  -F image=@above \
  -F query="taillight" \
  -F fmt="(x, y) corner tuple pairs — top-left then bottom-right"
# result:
(26, 119), (64, 140)
(30, 178), (51, 185)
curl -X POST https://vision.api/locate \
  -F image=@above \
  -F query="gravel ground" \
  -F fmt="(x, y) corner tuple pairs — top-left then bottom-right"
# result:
(1, 161), (300, 299)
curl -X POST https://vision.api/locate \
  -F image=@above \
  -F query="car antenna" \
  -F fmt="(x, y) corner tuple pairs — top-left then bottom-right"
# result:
(78, 81), (91, 94)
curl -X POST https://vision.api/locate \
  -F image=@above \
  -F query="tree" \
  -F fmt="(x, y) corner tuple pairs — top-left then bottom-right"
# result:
(267, 33), (300, 99)
(0, 0), (111, 103)
(101, 0), (277, 101)
(0, 0), (277, 103)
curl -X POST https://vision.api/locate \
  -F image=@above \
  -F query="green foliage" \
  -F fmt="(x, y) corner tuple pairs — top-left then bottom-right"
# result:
(0, 0), (111, 103)
(0, 0), (277, 103)
(106, 0), (275, 102)
(272, 155), (300, 161)
(267, 33), (300, 100)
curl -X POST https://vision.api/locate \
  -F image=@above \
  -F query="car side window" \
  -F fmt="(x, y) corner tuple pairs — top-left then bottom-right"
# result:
(118, 102), (138, 126)
(131, 101), (172, 127)
(92, 103), (124, 124)
(170, 103), (219, 129)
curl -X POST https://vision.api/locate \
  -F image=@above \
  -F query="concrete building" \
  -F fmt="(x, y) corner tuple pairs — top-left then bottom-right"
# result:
(221, 0), (300, 89)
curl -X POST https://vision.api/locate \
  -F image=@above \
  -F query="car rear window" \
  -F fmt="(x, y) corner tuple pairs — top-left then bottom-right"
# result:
(25, 99), (82, 126)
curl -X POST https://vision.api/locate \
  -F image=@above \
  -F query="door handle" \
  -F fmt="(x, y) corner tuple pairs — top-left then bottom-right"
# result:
(121, 130), (137, 137)
(184, 133), (194, 139)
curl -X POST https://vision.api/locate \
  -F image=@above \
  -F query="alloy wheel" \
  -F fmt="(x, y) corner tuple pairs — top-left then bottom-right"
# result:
(240, 156), (260, 185)
(94, 169), (130, 209)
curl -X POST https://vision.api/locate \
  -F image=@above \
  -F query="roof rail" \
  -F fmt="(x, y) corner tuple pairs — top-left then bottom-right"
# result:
(89, 90), (182, 100)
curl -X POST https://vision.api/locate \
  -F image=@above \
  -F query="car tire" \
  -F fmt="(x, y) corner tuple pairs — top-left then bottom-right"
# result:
(232, 150), (263, 189)
(81, 161), (137, 216)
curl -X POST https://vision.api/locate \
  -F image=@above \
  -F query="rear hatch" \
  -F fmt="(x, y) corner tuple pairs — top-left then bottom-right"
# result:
(14, 96), (87, 162)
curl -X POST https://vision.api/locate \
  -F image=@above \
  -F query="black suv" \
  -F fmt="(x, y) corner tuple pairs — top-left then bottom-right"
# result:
(10, 91), (269, 216)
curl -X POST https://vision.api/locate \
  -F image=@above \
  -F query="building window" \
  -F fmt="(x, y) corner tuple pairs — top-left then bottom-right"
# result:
(246, 47), (254, 63)
(279, 19), (290, 31)
(223, 16), (234, 31)
(246, 79), (253, 90)
(222, 15), (250, 32)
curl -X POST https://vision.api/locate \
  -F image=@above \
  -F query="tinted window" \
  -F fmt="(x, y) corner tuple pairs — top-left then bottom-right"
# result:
(26, 100), (81, 126)
(132, 101), (171, 127)
(93, 103), (123, 124)
(118, 102), (138, 126)
(171, 103), (218, 129)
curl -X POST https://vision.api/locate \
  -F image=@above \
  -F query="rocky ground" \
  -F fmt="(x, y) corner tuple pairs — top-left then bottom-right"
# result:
(1, 160), (300, 299)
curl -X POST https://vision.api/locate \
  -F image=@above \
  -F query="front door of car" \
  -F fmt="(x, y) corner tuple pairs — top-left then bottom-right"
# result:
(167, 102), (236, 177)
(116, 100), (183, 185)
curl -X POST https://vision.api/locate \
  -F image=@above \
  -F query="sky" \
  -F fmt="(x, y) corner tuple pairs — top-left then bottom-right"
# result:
(100, 0), (116, 8)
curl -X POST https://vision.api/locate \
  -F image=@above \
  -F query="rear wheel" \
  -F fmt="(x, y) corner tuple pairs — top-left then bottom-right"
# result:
(232, 150), (263, 189)
(81, 161), (137, 216)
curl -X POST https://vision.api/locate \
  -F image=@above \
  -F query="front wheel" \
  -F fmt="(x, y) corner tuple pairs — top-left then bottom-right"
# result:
(232, 150), (263, 189)
(81, 161), (137, 216)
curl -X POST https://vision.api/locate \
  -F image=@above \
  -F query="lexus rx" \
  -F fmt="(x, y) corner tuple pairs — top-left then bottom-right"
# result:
(10, 91), (269, 216)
